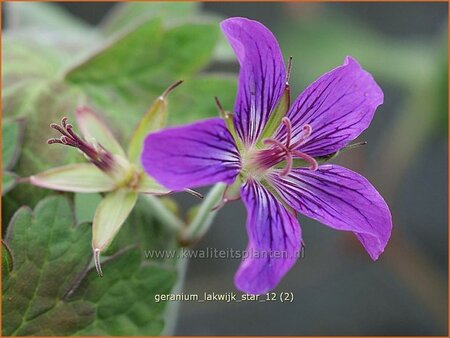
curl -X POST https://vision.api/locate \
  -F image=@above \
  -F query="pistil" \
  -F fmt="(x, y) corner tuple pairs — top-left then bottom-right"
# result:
(245, 117), (318, 177)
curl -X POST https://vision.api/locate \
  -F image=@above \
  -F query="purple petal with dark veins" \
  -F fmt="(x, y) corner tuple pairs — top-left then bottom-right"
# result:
(221, 17), (286, 146)
(268, 165), (392, 260)
(235, 179), (302, 294)
(277, 56), (383, 157)
(141, 117), (241, 190)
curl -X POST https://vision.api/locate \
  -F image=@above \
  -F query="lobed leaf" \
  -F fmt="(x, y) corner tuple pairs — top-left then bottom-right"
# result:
(2, 196), (178, 336)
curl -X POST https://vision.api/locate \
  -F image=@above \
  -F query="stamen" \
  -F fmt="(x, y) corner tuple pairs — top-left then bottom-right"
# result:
(279, 152), (293, 176)
(291, 123), (313, 149)
(282, 117), (293, 147)
(293, 150), (318, 171)
(263, 138), (288, 152)
(302, 124), (312, 138)
(248, 118), (317, 176)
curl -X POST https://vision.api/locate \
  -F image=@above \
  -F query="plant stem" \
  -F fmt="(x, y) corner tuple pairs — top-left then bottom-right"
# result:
(161, 257), (189, 335)
(182, 183), (226, 242)
(143, 195), (185, 233)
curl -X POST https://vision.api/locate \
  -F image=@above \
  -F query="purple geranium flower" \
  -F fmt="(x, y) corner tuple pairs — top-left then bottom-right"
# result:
(141, 17), (392, 294)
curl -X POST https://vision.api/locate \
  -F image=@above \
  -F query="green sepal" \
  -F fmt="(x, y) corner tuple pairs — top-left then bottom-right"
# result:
(76, 106), (126, 157)
(92, 188), (138, 255)
(222, 112), (244, 152)
(136, 174), (170, 195)
(29, 163), (117, 193)
(127, 81), (182, 163)
(257, 84), (291, 146)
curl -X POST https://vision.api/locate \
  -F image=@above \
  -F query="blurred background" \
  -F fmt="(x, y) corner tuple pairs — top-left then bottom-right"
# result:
(4, 2), (448, 336)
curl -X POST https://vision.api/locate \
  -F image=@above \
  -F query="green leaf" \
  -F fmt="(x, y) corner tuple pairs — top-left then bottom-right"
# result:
(168, 74), (237, 125)
(74, 193), (102, 224)
(101, 2), (199, 36)
(65, 17), (164, 85)
(161, 22), (219, 76)
(2, 240), (14, 281)
(5, 2), (90, 34)
(2, 118), (24, 170)
(70, 249), (177, 336)
(3, 38), (84, 174)
(2, 195), (178, 336)
(2, 196), (92, 336)
(65, 19), (221, 138)
(2, 172), (18, 195)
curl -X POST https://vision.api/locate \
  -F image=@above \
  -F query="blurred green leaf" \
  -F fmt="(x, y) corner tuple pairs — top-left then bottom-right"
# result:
(1, 241), (14, 281)
(2, 5), (228, 333)
(2, 172), (18, 195)
(101, 2), (199, 36)
(66, 19), (220, 139)
(2, 37), (82, 177)
(66, 18), (163, 85)
(5, 2), (90, 33)
(2, 196), (177, 336)
(74, 193), (102, 224)
(71, 250), (177, 336)
(2, 118), (23, 170)
(2, 38), (62, 118)
(168, 74), (237, 125)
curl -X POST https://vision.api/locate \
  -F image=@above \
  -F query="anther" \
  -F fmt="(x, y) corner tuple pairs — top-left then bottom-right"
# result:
(291, 123), (313, 149)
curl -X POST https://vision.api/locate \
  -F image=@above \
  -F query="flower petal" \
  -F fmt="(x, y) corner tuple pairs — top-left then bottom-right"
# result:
(221, 17), (286, 146)
(92, 188), (137, 252)
(236, 179), (302, 294)
(76, 105), (126, 156)
(141, 117), (241, 190)
(29, 163), (116, 193)
(268, 165), (392, 260)
(278, 56), (383, 157)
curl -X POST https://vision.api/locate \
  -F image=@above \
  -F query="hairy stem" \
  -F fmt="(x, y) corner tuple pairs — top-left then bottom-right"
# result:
(143, 195), (185, 233)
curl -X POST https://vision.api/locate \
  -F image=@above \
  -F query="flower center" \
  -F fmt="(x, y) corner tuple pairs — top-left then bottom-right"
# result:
(243, 117), (318, 177)
(48, 117), (115, 172)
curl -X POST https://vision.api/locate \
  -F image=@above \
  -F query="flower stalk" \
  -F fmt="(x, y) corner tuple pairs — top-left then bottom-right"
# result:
(181, 183), (227, 243)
